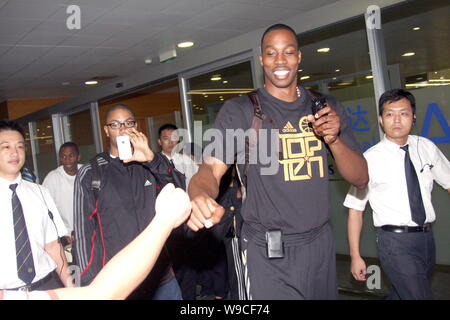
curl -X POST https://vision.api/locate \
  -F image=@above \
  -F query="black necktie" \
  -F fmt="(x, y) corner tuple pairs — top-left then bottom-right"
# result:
(10, 183), (36, 285)
(400, 145), (426, 226)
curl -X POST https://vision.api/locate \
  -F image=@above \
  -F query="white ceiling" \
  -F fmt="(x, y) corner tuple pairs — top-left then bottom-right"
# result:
(0, 0), (340, 100)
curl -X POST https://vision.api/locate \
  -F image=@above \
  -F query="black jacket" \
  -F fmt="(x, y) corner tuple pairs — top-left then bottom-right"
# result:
(73, 153), (173, 289)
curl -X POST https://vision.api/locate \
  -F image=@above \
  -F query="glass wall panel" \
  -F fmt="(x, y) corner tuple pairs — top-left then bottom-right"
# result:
(65, 109), (97, 164)
(98, 80), (181, 153)
(296, 15), (384, 294)
(382, 0), (450, 265)
(186, 61), (254, 138)
(382, 0), (449, 156)
(30, 118), (57, 182)
(20, 123), (36, 180)
(299, 18), (379, 157)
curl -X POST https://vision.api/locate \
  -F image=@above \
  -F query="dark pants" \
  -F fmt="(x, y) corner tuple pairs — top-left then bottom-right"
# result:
(31, 271), (64, 291)
(241, 222), (338, 300)
(376, 228), (435, 300)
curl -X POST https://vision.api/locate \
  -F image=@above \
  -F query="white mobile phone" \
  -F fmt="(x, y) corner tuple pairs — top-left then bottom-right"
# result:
(117, 135), (133, 160)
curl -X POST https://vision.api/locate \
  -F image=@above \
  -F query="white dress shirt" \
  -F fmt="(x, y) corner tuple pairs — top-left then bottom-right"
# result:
(0, 176), (68, 289)
(43, 164), (82, 233)
(164, 152), (199, 188)
(344, 135), (450, 227)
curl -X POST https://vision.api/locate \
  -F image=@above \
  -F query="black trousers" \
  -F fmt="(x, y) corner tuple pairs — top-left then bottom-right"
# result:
(31, 271), (64, 291)
(240, 222), (338, 300)
(376, 228), (435, 300)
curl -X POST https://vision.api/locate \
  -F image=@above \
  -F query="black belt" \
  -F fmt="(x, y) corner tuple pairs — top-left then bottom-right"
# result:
(381, 224), (431, 233)
(9, 271), (55, 291)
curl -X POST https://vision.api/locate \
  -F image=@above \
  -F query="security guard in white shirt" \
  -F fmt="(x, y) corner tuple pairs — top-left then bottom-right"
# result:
(0, 120), (72, 291)
(344, 89), (450, 300)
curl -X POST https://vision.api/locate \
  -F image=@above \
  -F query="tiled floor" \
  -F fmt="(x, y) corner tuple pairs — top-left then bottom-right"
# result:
(196, 255), (450, 300)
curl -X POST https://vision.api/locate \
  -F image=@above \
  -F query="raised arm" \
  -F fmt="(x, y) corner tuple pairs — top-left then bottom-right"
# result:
(54, 184), (191, 300)
(187, 157), (229, 231)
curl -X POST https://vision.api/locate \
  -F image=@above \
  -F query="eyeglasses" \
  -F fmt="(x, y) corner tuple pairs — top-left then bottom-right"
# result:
(106, 120), (136, 130)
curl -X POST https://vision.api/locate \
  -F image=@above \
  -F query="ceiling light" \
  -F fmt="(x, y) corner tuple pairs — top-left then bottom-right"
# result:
(406, 83), (450, 87)
(317, 48), (330, 53)
(365, 75), (373, 79)
(223, 80), (228, 84)
(402, 52), (415, 57)
(338, 82), (352, 86)
(300, 76), (310, 80)
(144, 58), (152, 64)
(188, 88), (254, 95)
(177, 41), (194, 48)
(85, 80), (98, 85)
(210, 75), (222, 81)
(61, 82), (70, 86)
(412, 27), (420, 31)
(298, 69), (303, 72)
(335, 69), (340, 72)
(332, 77), (337, 80)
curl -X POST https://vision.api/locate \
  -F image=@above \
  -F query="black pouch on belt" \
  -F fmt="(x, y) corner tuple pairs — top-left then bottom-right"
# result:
(266, 229), (284, 259)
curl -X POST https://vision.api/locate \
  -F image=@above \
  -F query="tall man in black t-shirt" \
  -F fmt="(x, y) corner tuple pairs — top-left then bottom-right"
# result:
(187, 24), (368, 299)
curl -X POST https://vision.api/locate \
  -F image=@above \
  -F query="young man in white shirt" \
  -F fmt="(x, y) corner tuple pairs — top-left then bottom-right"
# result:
(0, 120), (72, 291)
(43, 142), (82, 245)
(158, 123), (198, 188)
(344, 89), (450, 299)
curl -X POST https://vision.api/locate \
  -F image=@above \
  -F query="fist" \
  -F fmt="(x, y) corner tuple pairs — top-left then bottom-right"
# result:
(155, 183), (192, 229)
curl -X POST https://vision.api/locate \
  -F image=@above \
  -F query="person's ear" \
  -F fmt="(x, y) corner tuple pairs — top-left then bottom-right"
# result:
(378, 115), (384, 128)
(104, 125), (109, 138)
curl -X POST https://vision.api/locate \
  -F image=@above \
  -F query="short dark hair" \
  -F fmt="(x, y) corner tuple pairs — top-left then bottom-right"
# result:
(59, 141), (79, 154)
(105, 104), (136, 122)
(378, 89), (416, 116)
(158, 123), (178, 137)
(261, 23), (299, 51)
(0, 119), (25, 140)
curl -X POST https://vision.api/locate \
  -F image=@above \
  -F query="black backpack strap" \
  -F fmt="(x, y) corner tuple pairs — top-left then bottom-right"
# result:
(87, 153), (109, 268)
(89, 153), (109, 201)
(238, 91), (277, 191)
(90, 157), (101, 201)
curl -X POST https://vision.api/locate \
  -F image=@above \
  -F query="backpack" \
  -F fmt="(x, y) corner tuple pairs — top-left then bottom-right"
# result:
(152, 152), (187, 193)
